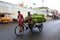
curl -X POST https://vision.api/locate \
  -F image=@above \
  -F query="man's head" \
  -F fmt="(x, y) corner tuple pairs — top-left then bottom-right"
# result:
(28, 11), (30, 15)
(18, 11), (20, 14)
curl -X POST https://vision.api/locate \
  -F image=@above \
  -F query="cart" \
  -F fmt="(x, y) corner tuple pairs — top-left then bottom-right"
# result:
(14, 13), (45, 36)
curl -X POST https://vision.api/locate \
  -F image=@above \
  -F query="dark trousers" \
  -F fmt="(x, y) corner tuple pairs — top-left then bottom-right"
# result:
(28, 24), (33, 32)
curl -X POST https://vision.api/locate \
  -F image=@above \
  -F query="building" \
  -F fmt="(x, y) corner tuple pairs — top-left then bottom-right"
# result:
(0, 1), (53, 22)
(33, 7), (53, 16)
(0, 1), (40, 21)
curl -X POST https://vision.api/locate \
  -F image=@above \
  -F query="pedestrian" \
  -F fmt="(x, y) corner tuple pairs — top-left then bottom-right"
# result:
(26, 12), (33, 33)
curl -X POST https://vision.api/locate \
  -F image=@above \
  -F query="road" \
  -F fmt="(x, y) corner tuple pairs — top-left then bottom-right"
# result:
(0, 20), (60, 40)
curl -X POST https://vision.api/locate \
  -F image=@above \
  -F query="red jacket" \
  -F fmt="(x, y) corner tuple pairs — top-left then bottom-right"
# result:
(18, 14), (23, 25)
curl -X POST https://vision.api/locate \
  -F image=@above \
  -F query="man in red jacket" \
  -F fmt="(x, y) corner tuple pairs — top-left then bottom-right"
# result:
(18, 11), (24, 32)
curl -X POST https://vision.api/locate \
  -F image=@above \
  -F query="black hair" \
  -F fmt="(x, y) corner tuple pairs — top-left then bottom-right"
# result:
(28, 11), (30, 14)
(18, 11), (20, 13)
(28, 11), (30, 15)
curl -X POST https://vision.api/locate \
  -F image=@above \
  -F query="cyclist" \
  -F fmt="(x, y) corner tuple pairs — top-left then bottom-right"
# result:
(18, 11), (24, 32)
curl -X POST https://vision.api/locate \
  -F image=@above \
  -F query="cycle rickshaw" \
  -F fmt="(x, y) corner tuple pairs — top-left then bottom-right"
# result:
(14, 14), (46, 36)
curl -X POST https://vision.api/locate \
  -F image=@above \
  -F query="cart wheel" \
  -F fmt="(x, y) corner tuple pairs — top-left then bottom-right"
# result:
(38, 23), (43, 32)
(14, 25), (24, 36)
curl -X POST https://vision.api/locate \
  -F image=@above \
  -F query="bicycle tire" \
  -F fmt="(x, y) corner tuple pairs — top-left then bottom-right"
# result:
(38, 23), (43, 32)
(14, 25), (24, 36)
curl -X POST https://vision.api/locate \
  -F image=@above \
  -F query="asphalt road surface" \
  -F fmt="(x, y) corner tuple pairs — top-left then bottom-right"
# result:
(0, 20), (60, 40)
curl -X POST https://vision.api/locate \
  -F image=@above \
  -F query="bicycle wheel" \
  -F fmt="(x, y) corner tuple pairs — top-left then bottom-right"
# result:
(14, 25), (24, 36)
(38, 23), (43, 32)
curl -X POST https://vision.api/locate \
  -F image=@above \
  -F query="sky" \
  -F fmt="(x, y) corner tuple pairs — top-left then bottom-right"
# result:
(0, 0), (60, 12)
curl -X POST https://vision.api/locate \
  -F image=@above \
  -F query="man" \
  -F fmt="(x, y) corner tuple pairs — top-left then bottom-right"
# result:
(18, 11), (24, 32)
(26, 12), (33, 33)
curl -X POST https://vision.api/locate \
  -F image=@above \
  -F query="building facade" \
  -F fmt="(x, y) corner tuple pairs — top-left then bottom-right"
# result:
(0, 1), (38, 21)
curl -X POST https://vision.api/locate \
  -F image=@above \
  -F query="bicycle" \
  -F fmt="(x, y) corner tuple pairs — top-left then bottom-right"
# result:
(14, 22), (43, 36)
